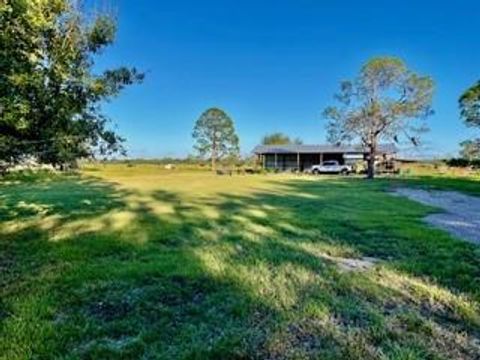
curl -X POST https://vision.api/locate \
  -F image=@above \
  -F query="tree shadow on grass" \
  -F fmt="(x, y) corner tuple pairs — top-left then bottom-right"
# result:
(0, 177), (124, 284)
(1, 175), (480, 359)
(1, 176), (276, 359)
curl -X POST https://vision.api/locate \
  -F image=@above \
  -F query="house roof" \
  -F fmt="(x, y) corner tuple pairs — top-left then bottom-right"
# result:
(253, 144), (397, 155)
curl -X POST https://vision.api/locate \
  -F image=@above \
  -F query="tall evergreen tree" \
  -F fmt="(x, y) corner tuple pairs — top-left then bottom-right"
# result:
(192, 108), (239, 171)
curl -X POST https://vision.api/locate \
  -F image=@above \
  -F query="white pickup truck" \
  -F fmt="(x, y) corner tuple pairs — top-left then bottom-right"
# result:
(310, 160), (352, 175)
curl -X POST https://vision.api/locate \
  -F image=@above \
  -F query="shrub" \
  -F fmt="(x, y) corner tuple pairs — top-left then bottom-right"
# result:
(445, 158), (480, 168)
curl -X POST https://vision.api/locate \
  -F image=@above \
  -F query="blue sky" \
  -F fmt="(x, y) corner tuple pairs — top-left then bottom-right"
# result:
(93, 0), (480, 158)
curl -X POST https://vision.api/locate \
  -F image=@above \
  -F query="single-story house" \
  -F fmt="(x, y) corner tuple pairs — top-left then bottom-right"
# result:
(253, 144), (397, 171)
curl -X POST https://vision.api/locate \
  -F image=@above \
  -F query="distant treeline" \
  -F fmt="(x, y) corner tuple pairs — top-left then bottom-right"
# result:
(107, 156), (257, 167)
(110, 157), (204, 165)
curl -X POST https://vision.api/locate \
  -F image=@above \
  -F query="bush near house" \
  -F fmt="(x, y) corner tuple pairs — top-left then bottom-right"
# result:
(446, 158), (480, 168)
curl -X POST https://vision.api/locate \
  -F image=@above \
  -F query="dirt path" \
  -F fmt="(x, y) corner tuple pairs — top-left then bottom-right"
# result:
(392, 188), (480, 245)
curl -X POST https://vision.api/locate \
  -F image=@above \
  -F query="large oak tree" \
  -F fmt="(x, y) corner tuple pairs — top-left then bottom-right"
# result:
(460, 139), (480, 161)
(323, 57), (434, 179)
(0, 0), (143, 168)
(459, 80), (480, 159)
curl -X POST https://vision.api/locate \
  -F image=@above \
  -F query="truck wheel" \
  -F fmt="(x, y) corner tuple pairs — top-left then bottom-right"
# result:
(340, 169), (349, 175)
(312, 169), (319, 175)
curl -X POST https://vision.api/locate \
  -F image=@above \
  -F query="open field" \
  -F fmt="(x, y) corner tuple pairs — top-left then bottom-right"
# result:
(1, 166), (480, 359)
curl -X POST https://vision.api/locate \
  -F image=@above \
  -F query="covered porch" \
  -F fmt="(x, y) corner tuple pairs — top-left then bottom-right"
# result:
(260, 152), (347, 172)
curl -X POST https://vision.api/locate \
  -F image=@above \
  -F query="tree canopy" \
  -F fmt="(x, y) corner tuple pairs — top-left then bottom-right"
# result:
(459, 81), (480, 160)
(460, 139), (480, 160)
(261, 132), (303, 145)
(459, 81), (480, 128)
(323, 56), (434, 178)
(0, 0), (143, 168)
(192, 108), (239, 170)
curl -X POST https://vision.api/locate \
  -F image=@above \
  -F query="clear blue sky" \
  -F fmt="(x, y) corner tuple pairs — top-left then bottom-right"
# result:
(93, 0), (480, 158)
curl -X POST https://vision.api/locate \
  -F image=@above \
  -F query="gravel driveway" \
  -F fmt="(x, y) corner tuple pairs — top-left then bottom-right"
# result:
(392, 188), (480, 245)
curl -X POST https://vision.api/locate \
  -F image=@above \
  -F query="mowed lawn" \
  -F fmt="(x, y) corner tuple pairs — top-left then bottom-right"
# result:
(1, 166), (480, 359)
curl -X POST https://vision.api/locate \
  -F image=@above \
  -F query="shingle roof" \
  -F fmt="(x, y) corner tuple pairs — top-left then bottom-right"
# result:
(253, 144), (397, 154)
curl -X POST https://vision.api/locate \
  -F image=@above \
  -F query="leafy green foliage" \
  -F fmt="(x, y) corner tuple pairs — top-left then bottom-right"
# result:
(460, 81), (480, 128)
(261, 132), (303, 145)
(445, 157), (480, 168)
(323, 56), (434, 178)
(460, 139), (480, 161)
(192, 108), (239, 170)
(459, 81), (480, 159)
(0, 0), (143, 167)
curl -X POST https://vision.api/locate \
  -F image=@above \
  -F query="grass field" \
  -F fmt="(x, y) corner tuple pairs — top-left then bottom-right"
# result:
(1, 165), (480, 359)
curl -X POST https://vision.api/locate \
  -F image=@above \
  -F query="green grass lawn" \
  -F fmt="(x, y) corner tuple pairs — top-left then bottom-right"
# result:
(1, 166), (480, 359)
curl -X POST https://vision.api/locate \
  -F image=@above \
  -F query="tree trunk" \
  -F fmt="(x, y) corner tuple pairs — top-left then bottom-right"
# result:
(211, 137), (216, 172)
(211, 155), (216, 172)
(366, 142), (377, 180)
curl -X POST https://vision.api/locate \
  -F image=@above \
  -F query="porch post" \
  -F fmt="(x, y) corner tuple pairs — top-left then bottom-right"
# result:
(274, 153), (278, 169)
(262, 154), (266, 169)
(319, 153), (323, 164)
(297, 152), (300, 171)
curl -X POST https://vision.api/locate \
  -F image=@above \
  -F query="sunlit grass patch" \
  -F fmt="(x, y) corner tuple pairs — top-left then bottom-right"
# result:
(373, 267), (480, 328)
